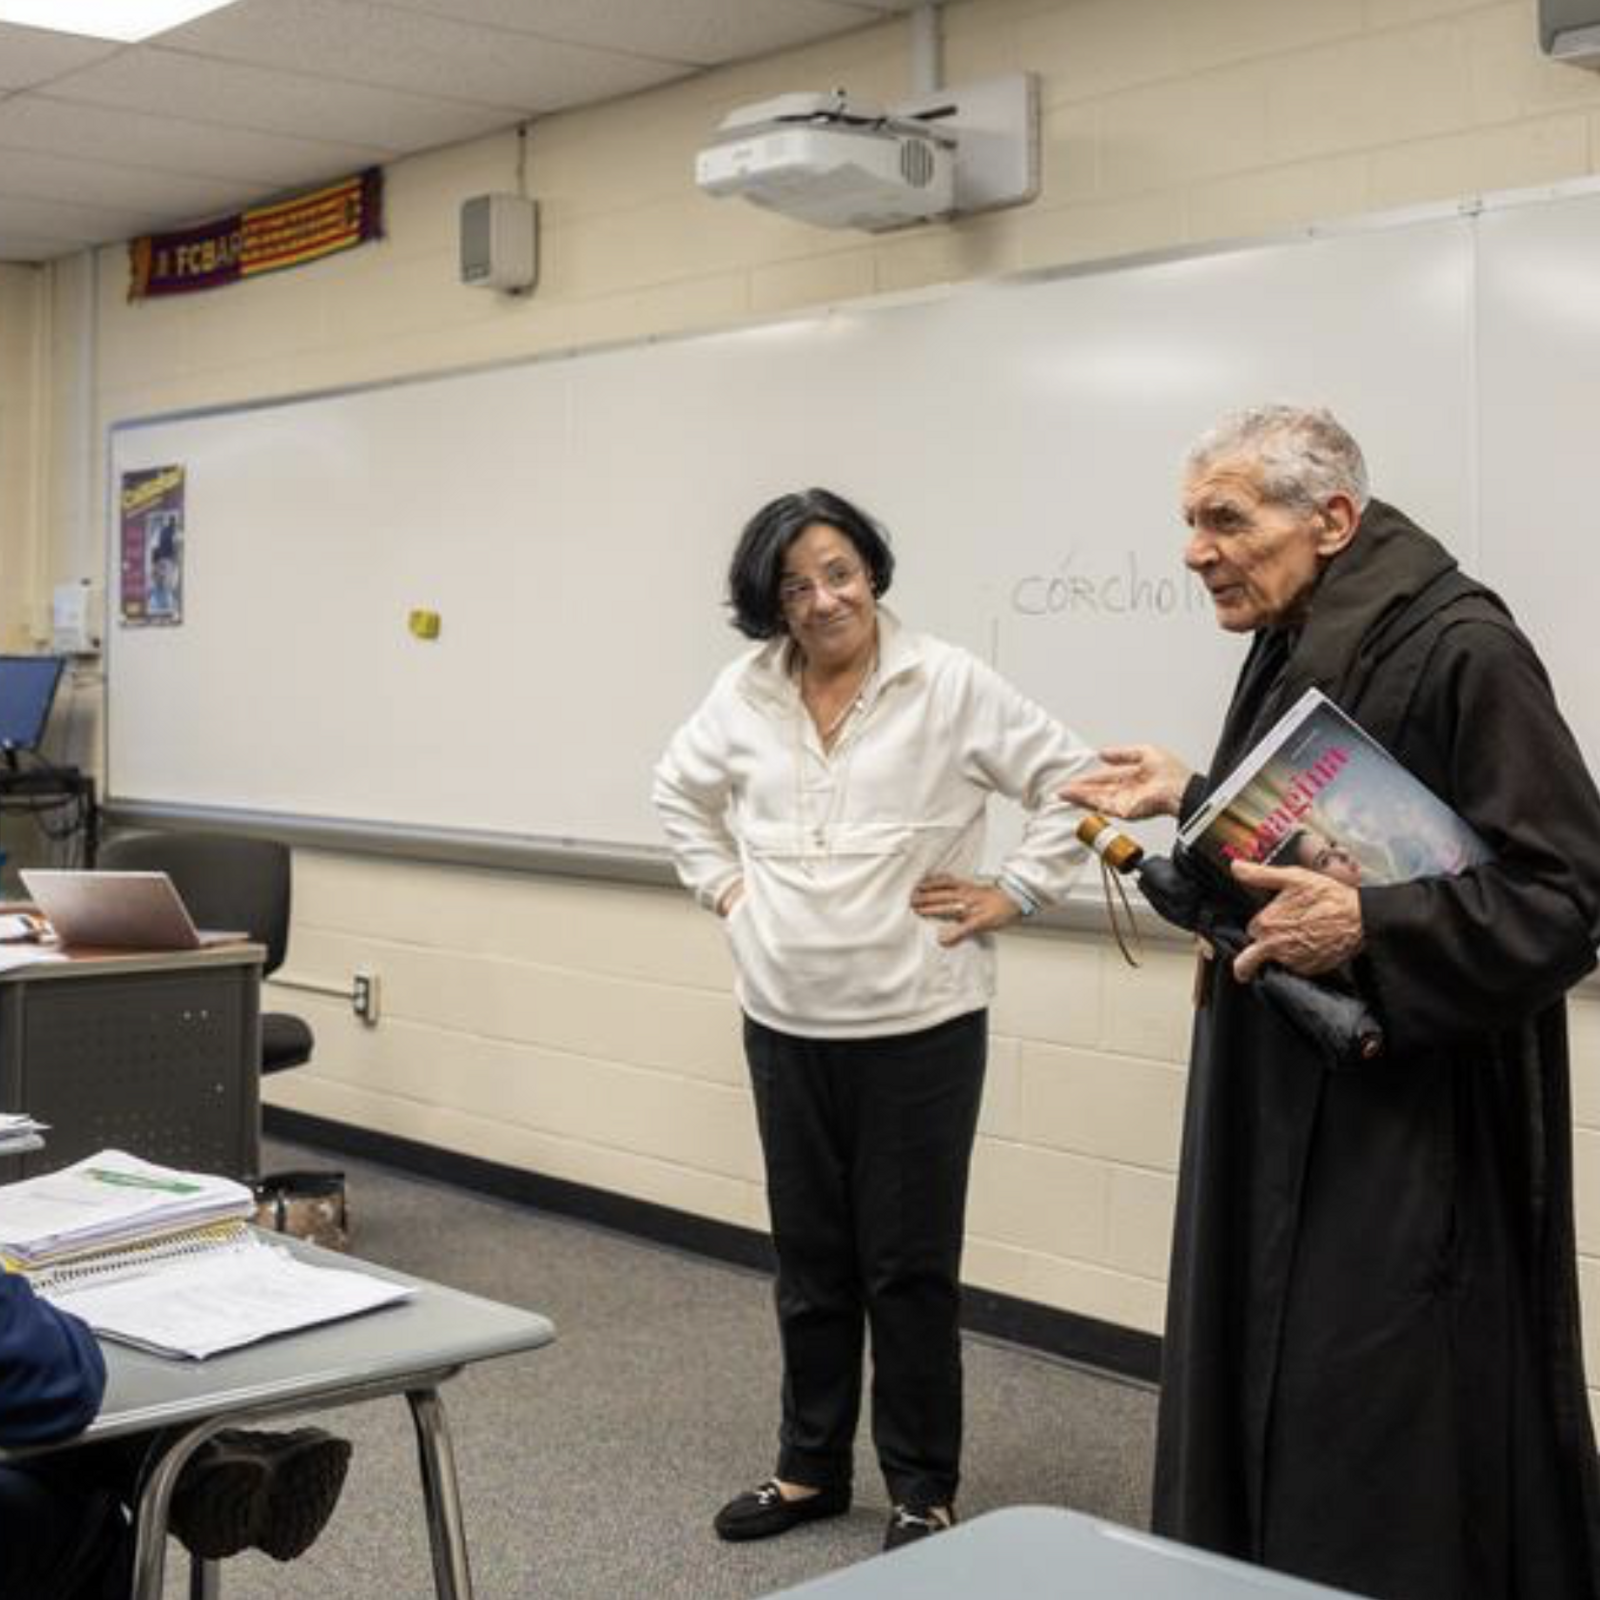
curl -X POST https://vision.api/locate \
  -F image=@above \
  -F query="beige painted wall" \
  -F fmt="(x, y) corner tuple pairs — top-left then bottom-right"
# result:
(0, 262), (45, 651)
(11, 0), (1600, 1352)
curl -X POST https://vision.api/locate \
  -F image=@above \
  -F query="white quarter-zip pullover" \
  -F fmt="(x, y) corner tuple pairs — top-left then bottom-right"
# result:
(653, 610), (1095, 1038)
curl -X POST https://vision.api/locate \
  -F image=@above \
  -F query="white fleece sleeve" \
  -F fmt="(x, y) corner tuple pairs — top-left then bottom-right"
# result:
(960, 656), (1097, 908)
(652, 684), (744, 913)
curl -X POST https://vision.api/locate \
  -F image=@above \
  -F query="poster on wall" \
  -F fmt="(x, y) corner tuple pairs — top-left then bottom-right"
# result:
(120, 465), (185, 626)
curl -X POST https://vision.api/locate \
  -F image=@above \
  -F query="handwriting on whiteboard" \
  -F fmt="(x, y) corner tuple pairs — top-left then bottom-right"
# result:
(1010, 550), (1210, 619)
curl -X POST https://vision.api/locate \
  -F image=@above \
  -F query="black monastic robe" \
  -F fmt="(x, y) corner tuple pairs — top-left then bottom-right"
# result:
(1153, 501), (1600, 1600)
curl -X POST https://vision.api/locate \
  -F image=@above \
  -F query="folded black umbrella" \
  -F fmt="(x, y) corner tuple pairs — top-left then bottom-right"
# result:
(1079, 816), (1384, 1070)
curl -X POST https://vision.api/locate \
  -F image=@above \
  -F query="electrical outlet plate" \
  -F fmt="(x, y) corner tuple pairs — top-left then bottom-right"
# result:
(352, 969), (380, 1024)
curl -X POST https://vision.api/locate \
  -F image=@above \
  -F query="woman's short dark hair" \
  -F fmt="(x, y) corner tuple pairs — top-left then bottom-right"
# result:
(726, 488), (895, 640)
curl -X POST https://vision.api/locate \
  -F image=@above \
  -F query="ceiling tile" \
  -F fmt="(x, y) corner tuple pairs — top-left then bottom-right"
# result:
(159, 0), (687, 108)
(0, 146), (272, 222)
(0, 230), (76, 260)
(367, 0), (908, 68)
(0, 95), (389, 187)
(0, 20), (120, 90)
(0, 189), (149, 245)
(43, 47), (523, 147)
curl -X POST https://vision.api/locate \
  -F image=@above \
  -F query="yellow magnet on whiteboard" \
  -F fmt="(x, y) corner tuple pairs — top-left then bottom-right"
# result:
(408, 609), (441, 640)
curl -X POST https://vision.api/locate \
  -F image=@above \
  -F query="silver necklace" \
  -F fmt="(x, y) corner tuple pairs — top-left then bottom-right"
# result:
(792, 652), (879, 870)
(801, 652), (876, 748)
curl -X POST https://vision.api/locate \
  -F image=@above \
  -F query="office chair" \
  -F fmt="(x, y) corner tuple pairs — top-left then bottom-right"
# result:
(97, 828), (315, 1097)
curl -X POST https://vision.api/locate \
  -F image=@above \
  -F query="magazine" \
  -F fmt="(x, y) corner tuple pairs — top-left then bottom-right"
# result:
(1177, 687), (1488, 891)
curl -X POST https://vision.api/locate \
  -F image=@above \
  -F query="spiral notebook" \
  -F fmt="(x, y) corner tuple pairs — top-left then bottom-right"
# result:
(33, 1223), (414, 1360)
(24, 1218), (255, 1296)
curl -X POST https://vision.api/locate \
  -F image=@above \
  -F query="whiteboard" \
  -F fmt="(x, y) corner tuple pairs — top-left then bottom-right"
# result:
(107, 209), (1488, 862)
(1475, 189), (1600, 777)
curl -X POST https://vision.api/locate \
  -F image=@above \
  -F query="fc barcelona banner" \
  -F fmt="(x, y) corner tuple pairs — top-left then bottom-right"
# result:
(128, 168), (383, 301)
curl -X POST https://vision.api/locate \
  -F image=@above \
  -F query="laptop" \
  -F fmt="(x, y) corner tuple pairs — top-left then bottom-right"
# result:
(19, 870), (247, 951)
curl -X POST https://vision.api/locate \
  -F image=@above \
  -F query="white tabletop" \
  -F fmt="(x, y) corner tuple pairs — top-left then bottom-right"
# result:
(769, 1507), (1360, 1599)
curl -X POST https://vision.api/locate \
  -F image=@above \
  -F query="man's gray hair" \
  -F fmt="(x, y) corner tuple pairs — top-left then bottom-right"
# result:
(1185, 404), (1370, 512)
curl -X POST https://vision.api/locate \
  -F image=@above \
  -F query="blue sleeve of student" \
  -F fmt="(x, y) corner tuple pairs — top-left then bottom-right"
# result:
(0, 1270), (106, 1447)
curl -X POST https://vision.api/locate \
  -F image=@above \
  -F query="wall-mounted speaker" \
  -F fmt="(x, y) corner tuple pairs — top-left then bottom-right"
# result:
(460, 193), (538, 293)
(1541, 0), (1600, 64)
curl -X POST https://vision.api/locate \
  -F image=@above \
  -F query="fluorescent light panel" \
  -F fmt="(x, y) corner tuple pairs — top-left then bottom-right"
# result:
(0, 0), (236, 42)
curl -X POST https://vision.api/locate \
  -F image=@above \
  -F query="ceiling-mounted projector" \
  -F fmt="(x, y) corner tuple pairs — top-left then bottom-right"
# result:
(695, 91), (956, 232)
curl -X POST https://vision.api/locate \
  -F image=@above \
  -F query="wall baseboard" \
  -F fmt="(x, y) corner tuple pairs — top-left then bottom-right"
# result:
(264, 1105), (1161, 1385)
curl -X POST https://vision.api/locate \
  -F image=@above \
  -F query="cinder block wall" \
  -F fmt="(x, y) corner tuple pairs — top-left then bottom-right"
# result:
(15, 0), (1600, 1361)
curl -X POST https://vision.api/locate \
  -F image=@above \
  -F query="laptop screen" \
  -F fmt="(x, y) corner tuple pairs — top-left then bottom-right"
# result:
(0, 656), (66, 752)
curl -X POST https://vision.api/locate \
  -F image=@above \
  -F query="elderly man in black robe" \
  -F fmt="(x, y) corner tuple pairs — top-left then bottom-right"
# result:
(1065, 404), (1600, 1600)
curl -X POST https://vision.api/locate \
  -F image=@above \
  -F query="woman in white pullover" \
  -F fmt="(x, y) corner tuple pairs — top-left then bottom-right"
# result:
(653, 489), (1092, 1552)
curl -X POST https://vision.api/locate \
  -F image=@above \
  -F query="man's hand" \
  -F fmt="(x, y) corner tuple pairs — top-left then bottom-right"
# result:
(1060, 745), (1193, 821)
(1229, 859), (1364, 981)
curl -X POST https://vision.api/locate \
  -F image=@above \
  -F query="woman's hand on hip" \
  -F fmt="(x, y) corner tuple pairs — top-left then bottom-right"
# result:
(715, 880), (745, 918)
(912, 875), (1018, 946)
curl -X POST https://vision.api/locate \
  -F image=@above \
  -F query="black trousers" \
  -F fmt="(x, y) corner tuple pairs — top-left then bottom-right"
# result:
(0, 1440), (138, 1599)
(744, 1009), (986, 1509)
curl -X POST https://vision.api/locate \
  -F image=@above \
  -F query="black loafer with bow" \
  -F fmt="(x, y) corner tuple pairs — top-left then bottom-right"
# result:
(713, 1478), (851, 1541)
(883, 1502), (955, 1551)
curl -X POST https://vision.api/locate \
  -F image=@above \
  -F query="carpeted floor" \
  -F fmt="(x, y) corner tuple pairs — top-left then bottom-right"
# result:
(162, 1137), (1156, 1598)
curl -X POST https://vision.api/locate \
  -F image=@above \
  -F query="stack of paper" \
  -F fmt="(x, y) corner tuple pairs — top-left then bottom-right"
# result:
(0, 1112), (46, 1157)
(45, 1233), (415, 1359)
(0, 1149), (254, 1269)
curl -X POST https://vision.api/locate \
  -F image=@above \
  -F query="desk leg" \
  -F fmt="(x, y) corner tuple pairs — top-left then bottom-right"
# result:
(407, 1387), (474, 1599)
(189, 1553), (223, 1599)
(131, 1422), (219, 1600)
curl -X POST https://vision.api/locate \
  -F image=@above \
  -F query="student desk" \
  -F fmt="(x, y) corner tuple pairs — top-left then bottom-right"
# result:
(772, 1505), (1357, 1598)
(5, 1236), (556, 1600)
(0, 941), (264, 1180)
